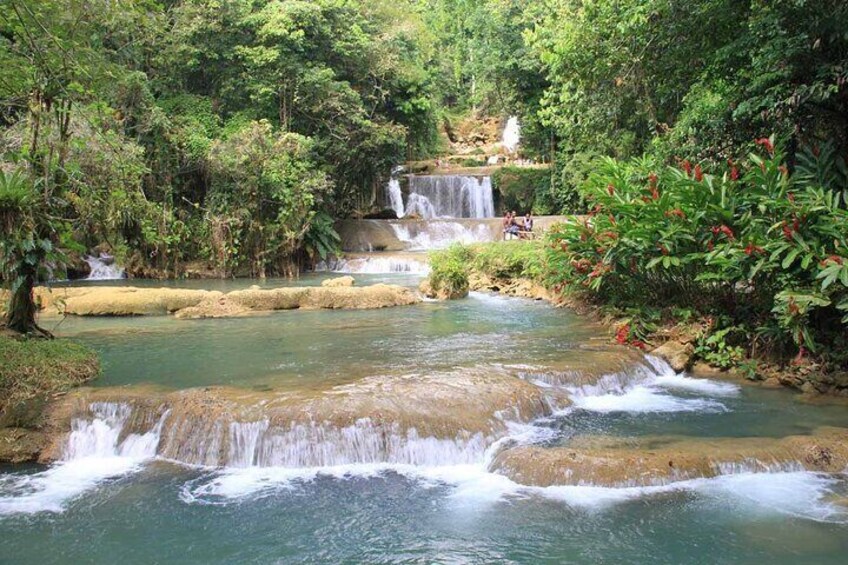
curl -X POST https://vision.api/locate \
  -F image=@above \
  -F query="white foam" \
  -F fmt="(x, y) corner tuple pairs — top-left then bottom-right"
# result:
(0, 403), (164, 515)
(653, 373), (740, 396)
(565, 355), (735, 414)
(570, 384), (728, 413)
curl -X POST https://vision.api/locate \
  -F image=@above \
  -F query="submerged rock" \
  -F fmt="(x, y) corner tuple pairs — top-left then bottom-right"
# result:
(321, 275), (355, 287)
(490, 428), (848, 487)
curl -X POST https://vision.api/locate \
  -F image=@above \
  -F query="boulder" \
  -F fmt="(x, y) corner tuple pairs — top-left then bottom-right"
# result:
(322, 276), (355, 288)
(652, 340), (695, 373)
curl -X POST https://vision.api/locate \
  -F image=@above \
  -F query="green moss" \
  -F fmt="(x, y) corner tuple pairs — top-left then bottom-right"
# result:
(0, 334), (100, 427)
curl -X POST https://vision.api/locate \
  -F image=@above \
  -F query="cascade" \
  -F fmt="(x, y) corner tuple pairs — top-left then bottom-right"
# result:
(502, 116), (520, 153)
(386, 178), (405, 218)
(84, 253), (125, 280)
(404, 176), (494, 219)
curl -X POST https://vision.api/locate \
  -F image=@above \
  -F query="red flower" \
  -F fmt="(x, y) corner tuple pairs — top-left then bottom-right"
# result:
(782, 222), (794, 241)
(744, 243), (764, 256)
(682, 160), (692, 177)
(707, 240), (714, 251)
(755, 137), (774, 154)
(719, 225), (735, 240)
(615, 324), (630, 345)
(607, 184), (615, 196)
(825, 255), (845, 265)
(793, 216), (801, 232)
(664, 208), (686, 219)
(658, 244), (669, 256)
(694, 164), (703, 182)
(728, 159), (739, 181)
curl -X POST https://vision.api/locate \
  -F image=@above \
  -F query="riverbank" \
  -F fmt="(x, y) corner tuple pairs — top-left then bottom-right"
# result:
(424, 241), (848, 396)
(0, 333), (99, 463)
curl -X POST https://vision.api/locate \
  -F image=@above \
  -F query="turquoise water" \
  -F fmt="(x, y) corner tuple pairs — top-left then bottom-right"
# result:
(50, 291), (598, 389)
(2, 278), (848, 564)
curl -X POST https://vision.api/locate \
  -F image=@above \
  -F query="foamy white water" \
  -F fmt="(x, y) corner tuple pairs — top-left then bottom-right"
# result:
(84, 253), (125, 280)
(565, 356), (736, 414)
(404, 176), (494, 219)
(502, 116), (521, 153)
(323, 255), (429, 274)
(0, 403), (164, 514)
(391, 221), (492, 250)
(386, 177), (405, 218)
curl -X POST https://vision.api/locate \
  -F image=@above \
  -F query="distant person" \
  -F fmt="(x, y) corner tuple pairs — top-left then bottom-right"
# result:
(502, 212), (512, 240)
(506, 211), (521, 239)
(522, 213), (534, 238)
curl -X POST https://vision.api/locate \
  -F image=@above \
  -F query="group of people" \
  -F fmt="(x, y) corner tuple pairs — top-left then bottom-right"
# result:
(502, 211), (534, 240)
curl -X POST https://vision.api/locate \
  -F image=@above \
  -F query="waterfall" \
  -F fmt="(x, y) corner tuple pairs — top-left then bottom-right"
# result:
(320, 255), (430, 274)
(84, 253), (125, 280)
(502, 116), (520, 153)
(405, 176), (494, 219)
(390, 221), (492, 250)
(386, 178), (405, 218)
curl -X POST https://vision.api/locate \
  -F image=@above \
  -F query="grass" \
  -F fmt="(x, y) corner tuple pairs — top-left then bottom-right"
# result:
(0, 333), (100, 426)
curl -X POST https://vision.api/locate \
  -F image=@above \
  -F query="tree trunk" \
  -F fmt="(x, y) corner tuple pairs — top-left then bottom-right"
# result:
(4, 263), (52, 338)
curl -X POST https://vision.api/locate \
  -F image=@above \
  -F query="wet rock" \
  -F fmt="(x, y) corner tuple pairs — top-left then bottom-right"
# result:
(419, 278), (468, 300)
(175, 284), (419, 319)
(41, 368), (552, 466)
(651, 340), (694, 373)
(0, 428), (49, 463)
(322, 276), (355, 287)
(490, 428), (848, 487)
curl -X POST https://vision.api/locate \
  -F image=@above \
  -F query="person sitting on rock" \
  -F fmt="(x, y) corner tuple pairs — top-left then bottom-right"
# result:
(521, 213), (534, 239)
(502, 212), (513, 240)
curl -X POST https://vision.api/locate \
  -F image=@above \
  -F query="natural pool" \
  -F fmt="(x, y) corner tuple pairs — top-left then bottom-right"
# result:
(2, 277), (848, 564)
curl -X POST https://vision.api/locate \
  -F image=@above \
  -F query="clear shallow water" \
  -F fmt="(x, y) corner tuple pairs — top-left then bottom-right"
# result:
(50, 290), (599, 389)
(3, 278), (848, 563)
(2, 463), (848, 564)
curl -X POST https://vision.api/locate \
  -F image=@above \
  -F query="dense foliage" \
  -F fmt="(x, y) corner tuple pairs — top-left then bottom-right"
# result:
(546, 141), (848, 370)
(0, 0), (440, 283)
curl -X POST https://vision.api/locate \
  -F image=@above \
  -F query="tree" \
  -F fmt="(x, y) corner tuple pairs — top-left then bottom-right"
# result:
(0, 169), (58, 336)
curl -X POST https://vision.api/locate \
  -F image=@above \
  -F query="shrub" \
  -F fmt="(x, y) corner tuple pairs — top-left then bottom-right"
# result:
(428, 244), (472, 297)
(545, 139), (848, 367)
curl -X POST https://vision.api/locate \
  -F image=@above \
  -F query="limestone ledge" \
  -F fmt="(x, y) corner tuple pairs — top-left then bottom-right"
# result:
(490, 427), (848, 488)
(17, 281), (420, 318)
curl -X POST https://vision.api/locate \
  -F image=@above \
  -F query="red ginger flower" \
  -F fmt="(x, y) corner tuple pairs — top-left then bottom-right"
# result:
(727, 159), (739, 181)
(756, 137), (774, 154)
(744, 243), (764, 256)
(607, 184), (615, 196)
(694, 164), (703, 182)
(682, 160), (692, 177)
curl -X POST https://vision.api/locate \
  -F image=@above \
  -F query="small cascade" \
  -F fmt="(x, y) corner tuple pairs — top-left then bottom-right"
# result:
(84, 253), (125, 280)
(63, 402), (165, 461)
(502, 116), (521, 153)
(386, 177), (405, 218)
(390, 221), (493, 250)
(405, 176), (494, 219)
(320, 255), (430, 274)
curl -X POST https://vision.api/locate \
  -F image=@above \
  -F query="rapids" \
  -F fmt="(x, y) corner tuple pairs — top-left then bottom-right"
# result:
(2, 276), (848, 563)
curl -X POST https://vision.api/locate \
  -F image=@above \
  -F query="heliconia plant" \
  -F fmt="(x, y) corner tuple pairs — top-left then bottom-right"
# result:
(545, 137), (848, 368)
